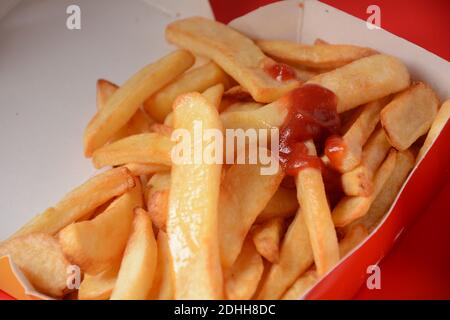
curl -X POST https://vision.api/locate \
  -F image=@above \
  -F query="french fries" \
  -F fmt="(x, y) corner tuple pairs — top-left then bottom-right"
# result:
(166, 17), (300, 103)
(12, 168), (135, 237)
(167, 92), (223, 299)
(84, 50), (194, 156)
(110, 209), (157, 300)
(122, 163), (169, 176)
(147, 231), (174, 300)
(78, 263), (119, 300)
(252, 218), (284, 263)
(0, 233), (71, 297)
(144, 62), (229, 121)
(257, 186), (298, 222)
(59, 177), (142, 274)
(256, 40), (376, 69)
(339, 224), (369, 257)
(202, 83), (225, 107)
(224, 238), (264, 300)
(381, 82), (439, 150)
(146, 172), (170, 231)
(281, 270), (317, 300)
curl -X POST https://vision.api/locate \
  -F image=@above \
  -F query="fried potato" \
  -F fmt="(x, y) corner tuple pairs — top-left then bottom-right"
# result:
(381, 82), (439, 150)
(92, 133), (173, 169)
(96, 79), (118, 110)
(222, 101), (262, 114)
(166, 17), (300, 103)
(339, 224), (369, 257)
(13, 168), (135, 237)
(219, 162), (284, 269)
(78, 263), (119, 300)
(144, 62), (229, 121)
(417, 99), (450, 160)
(257, 210), (313, 300)
(295, 141), (339, 276)
(84, 50), (194, 156)
(110, 209), (157, 300)
(256, 40), (376, 69)
(223, 85), (252, 102)
(150, 123), (173, 137)
(122, 163), (170, 176)
(147, 231), (174, 300)
(256, 186), (298, 222)
(333, 149), (397, 227)
(341, 127), (391, 196)
(281, 270), (317, 300)
(167, 92), (223, 299)
(147, 172), (170, 231)
(59, 177), (142, 274)
(224, 238), (264, 300)
(0, 233), (71, 297)
(252, 218), (284, 263)
(307, 54), (410, 113)
(202, 83), (225, 107)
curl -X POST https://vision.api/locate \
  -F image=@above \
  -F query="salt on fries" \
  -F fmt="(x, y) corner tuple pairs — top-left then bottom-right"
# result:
(1, 16), (448, 301)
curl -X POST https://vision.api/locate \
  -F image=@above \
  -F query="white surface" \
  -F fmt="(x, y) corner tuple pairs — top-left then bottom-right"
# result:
(0, 0), (212, 239)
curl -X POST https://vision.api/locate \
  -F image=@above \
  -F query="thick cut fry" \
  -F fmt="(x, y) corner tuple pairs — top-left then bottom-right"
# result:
(295, 141), (339, 276)
(92, 133), (173, 169)
(147, 231), (174, 300)
(332, 149), (397, 227)
(252, 218), (284, 263)
(96, 79), (118, 110)
(257, 210), (313, 300)
(281, 270), (317, 300)
(341, 128), (391, 196)
(257, 40), (376, 69)
(59, 178), (142, 274)
(84, 50), (194, 156)
(123, 163), (169, 176)
(144, 62), (229, 121)
(307, 54), (410, 113)
(339, 224), (369, 257)
(256, 186), (298, 222)
(0, 233), (71, 297)
(78, 263), (119, 300)
(418, 99), (450, 160)
(223, 85), (252, 102)
(224, 238), (264, 300)
(12, 168), (135, 237)
(219, 162), (284, 269)
(110, 209), (157, 300)
(147, 172), (171, 231)
(167, 92), (223, 299)
(166, 17), (300, 103)
(381, 82), (439, 150)
(202, 83), (224, 107)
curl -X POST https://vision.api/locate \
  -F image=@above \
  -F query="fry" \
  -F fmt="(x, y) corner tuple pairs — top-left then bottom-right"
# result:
(339, 224), (369, 257)
(257, 40), (376, 69)
(96, 79), (118, 110)
(147, 172), (170, 231)
(281, 270), (317, 300)
(224, 238), (264, 300)
(150, 123), (173, 137)
(256, 186), (298, 222)
(307, 54), (410, 113)
(252, 218), (284, 263)
(417, 99), (450, 160)
(144, 62), (229, 121)
(123, 163), (170, 176)
(341, 127), (391, 196)
(223, 85), (252, 102)
(332, 149), (397, 227)
(219, 162), (284, 269)
(167, 92), (223, 299)
(0, 233), (71, 297)
(381, 82), (439, 150)
(78, 263), (119, 300)
(166, 17), (300, 103)
(295, 141), (339, 276)
(12, 168), (135, 237)
(202, 83), (224, 107)
(84, 50), (194, 156)
(110, 208), (157, 300)
(148, 231), (174, 300)
(92, 133), (173, 169)
(222, 101), (262, 114)
(59, 177), (142, 274)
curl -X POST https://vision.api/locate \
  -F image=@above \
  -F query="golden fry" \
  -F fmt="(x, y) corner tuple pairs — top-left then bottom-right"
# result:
(78, 263), (119, 300)
(256, 186), (298, 222)
(281, 270), (317, 300)
(252, 218), (284, 263)
(148, 231), (174, 300)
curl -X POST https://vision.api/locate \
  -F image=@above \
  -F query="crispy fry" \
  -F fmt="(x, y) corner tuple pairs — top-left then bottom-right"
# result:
(223, 85), (252, 102)
(252, 218), (284, 263)
(281, 270), (317, 300)
(166, 17), (300, 103)
(78, 263), (119, 300)
(92, 133), (173, 169)
(110, 209), (157, 300)
(144, 62), (229, 121)
(147, 172), (170, 231)
(84, 50), (194, 156)
(59, 177), (142, 274)
(148, 231), (174, 300)
(339, 224), (369, 257)
(417, 99), (450, 161)
(167, 92), (223, 299)
(150, 123), (173, 137)
(224, 238), (264, 300)
(307, 54), (410, 113)
(256, 40), (376, 69)
(96, 79), (118, 110)
(332, 149), (397, 227)
(0, 233), (71, 297)
(381, 82), (439, 150)
(122, 163), (169, 176)
(256, 186), (298, 222)
(12, 168), (135, 237)
(219, 162), (284, 269)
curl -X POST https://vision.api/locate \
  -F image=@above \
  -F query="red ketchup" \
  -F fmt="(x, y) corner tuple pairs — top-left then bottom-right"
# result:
(264, 62), (296, 81)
